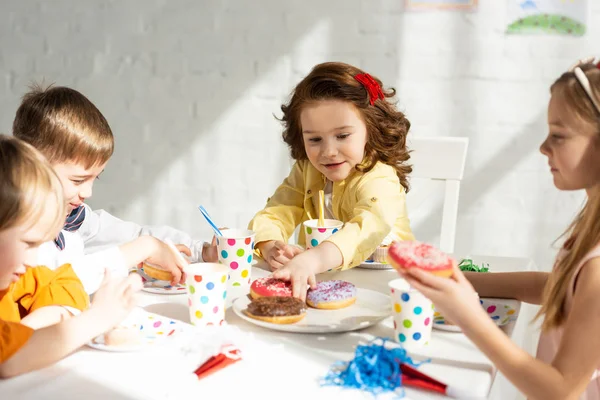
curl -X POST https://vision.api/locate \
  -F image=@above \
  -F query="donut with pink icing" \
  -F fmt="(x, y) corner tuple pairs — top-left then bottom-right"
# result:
(250, 277), (293, 299)
(306, 280), (357, 309)
(387, 240), (454, 278)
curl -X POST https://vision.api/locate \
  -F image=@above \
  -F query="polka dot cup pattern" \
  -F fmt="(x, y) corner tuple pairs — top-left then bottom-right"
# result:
(184, 263), (229, 327)
(480, 298), (521, 326)
(303, 219), (343, 250)
(433, 297), (520, 328)
(388, 278), (434, 350)
(216, 229), (255, 289)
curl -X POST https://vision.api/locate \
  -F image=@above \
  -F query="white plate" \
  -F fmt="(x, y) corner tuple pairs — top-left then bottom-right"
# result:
(142, 280), (187, 295)
(232, 288), (391, 333)
(87, 335), (146, 352)
(137, 268), (188, 294)
(357, 260), (393, 270)
(86, 308), (184, 352)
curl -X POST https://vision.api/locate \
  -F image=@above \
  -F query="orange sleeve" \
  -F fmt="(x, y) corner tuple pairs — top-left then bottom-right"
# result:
(0, 320), (34, 362)
(18, 264), (90, 314)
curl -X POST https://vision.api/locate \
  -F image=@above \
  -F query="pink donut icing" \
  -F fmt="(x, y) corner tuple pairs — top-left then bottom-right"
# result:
(388, 241), (453, 272)
(307, 280), (356, 306)
(250, 277), (292, 297)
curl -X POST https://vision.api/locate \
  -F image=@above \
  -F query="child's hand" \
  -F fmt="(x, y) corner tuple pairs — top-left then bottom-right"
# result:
(145, 237), (190, 285)
(91, 269), (143, 329)
(399, 262), (485, 330)
(261, 240), (304, 271)
(272, 251), (319, 301)
(201, 227), (228, 263)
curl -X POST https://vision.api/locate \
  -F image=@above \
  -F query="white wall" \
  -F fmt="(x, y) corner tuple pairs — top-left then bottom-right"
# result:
(1, 0), (598, 272)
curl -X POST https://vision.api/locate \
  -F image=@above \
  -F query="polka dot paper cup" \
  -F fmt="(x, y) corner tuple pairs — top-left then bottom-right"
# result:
(389, 278), (434, 350)
(480, 298), (520, 326)
(217, 229), (255, 289)
(184, 263), (229, 327)
(303, 219), (343, 249)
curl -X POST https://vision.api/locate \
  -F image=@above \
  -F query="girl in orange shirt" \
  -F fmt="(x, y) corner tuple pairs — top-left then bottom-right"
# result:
(0, 134), (142, 378)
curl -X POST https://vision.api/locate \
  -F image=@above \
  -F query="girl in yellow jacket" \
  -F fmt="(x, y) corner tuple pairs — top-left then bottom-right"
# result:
(0, 135), (141, 378)
(249, 62), (415, 299)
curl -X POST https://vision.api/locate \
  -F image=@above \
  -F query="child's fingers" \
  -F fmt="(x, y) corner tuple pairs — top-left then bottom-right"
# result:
(99, 268), (111, 287)
(292, 278), (307, 302)
(126, 272), (143, 291)
(281, 246), (295, 258)
(175, 244), (192, 258)
(452, 262), (469, 285)
(271, 268), (289, 281)
(166, 263), (182, 286)
(125, 277), (142, 302)
(115, 273), (142, 298)
(404, 275), (437, 300)
(273, 241), (292, 255)
(308, 274), (317, 290)
(271, 250), (294, 267)
(406, 268), (450, 291)
(267, 257), (285, 271)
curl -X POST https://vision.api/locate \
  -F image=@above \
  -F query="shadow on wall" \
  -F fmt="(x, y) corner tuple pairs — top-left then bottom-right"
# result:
(0, 0), (404, 233)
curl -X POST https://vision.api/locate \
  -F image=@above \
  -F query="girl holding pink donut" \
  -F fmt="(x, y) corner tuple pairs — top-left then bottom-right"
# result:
(399, 58), (600, 399)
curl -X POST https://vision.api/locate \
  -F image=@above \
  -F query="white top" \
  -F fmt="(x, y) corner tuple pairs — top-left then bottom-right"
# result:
(78, 203), (207, 261)
(37, 203), (208, 294)
(36, 230), (128, 294)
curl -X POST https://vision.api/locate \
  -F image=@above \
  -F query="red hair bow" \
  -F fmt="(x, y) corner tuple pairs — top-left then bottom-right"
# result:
(355, 73), (384, 105)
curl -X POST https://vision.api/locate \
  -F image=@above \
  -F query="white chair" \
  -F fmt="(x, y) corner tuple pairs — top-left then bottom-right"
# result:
(408, 136), (469, 254)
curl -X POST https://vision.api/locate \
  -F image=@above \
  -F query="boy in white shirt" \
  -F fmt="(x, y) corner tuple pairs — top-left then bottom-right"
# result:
(12, 85), (217, 294)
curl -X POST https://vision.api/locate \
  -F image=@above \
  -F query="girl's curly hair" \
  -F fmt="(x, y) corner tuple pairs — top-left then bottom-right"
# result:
(279, 62), (412, 192)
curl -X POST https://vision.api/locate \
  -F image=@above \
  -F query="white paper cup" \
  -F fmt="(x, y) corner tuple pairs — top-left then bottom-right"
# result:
(303, 219), (343, 249)
(389, 278), (434, 349)
(217, 229), (255, 289)
(184, 263), (229, 327)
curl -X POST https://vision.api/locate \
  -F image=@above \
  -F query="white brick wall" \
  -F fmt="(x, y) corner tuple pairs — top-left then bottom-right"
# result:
(1, 1), (598, 271)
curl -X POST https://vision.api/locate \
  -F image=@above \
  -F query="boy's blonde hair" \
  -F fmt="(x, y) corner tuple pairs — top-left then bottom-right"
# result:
(12, 84), (114, 168)
(537, 62), (600, 331)
(0, 134), (65, 242)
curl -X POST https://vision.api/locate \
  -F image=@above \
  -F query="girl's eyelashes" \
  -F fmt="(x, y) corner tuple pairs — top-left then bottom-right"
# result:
(307, 133), (350, 143)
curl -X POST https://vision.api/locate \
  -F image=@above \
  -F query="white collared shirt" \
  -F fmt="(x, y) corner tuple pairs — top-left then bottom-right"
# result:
(38, 204), (208, 294)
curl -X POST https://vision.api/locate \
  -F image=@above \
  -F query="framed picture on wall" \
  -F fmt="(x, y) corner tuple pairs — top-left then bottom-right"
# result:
(506, 0), (587, 36)
(405, 0), (478, 10)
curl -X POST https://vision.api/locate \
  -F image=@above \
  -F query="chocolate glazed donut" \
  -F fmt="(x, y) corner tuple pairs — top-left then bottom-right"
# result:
(245, 297), (307, 324)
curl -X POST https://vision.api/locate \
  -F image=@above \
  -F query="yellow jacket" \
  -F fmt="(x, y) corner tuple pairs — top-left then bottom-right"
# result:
(249, 160), (414, 269)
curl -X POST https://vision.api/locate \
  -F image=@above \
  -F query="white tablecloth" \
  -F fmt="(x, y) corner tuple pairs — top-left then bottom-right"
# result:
(0, 255), (537, 400)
